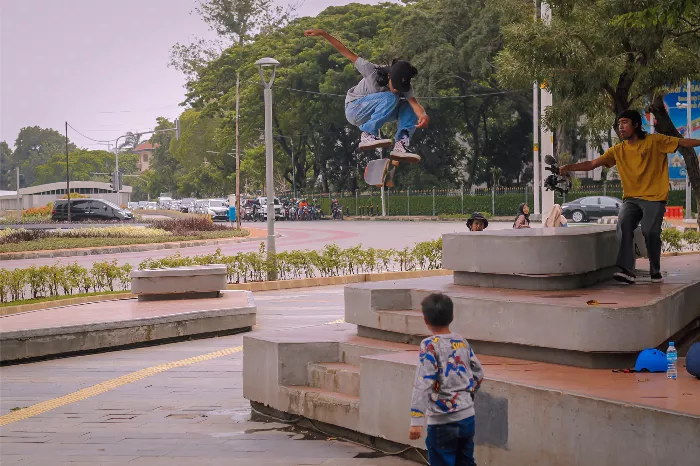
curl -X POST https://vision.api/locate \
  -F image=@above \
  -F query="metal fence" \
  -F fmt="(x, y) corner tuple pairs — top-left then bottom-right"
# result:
(280, 182), (694, 218)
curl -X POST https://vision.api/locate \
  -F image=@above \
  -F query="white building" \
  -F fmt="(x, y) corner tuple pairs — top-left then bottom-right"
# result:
(0, 181), (131, 211)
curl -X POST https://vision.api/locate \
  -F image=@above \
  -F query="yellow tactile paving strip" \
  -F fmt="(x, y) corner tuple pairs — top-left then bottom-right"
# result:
(0, 345), (243, 427)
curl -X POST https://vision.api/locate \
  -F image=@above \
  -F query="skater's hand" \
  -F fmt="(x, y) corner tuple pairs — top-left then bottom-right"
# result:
(416, 113), (430, 129)
(409, 425), (423, 440)
(304, 29), (326, 37)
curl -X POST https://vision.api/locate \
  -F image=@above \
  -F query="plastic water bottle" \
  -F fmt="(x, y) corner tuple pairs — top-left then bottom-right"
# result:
(667, 342), (677, 380)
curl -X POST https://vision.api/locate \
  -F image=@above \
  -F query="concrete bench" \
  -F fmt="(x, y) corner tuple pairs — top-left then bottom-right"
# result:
(131, 264), (228, 301)
(442, 226), (618, 290)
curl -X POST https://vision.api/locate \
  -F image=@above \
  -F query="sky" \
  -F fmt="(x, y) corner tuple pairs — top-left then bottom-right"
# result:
(0, 0), (392, 150)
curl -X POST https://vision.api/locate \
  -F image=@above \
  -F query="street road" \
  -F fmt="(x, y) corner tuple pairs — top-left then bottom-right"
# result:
(0, 220), (516, 270)
(0, 286), (418, 466)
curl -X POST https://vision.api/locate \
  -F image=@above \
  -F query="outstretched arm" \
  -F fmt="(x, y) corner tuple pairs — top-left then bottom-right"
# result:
(560, 156), (613, 174)
(304, 29), (358, 63)
(407, 97), (430, 129)
(679, 138), (700, 149)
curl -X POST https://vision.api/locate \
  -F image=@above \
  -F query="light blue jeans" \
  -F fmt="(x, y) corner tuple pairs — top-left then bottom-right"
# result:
(345, 92), (418, 141)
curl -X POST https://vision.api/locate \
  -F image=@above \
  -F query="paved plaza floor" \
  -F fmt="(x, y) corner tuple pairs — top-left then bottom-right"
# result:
(0, 286), (417, 466)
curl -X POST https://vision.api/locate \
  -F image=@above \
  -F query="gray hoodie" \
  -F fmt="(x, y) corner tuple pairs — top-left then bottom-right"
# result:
(410, 333), (484, 426)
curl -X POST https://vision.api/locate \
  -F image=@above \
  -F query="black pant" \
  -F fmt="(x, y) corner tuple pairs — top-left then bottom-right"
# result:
(616, 199), (666, 276)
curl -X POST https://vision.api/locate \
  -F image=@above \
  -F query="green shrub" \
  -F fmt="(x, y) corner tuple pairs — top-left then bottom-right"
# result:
(661, 228), (683, 252)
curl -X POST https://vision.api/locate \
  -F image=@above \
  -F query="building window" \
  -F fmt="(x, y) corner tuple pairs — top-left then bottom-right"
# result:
(143, 154), (149, 163)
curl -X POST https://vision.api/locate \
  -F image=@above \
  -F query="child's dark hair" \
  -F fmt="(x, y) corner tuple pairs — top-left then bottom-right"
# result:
(421, 293), (454, 327)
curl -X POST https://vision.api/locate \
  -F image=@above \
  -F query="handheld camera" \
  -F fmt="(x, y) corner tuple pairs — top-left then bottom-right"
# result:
(543, 155), (572, 195)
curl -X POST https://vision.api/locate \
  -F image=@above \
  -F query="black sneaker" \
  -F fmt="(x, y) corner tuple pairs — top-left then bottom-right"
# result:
(358, 132), (392, 150)
(613, 269), (636, 284)
(390, 139), (421, 164)
(651, 273), (664, 283)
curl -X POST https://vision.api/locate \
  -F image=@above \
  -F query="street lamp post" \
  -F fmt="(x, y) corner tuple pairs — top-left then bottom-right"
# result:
(255, 57), (280, 281)
(113, 121), (180, 198)
(686, 80), (693, 219)
(540, 2), (555, 220)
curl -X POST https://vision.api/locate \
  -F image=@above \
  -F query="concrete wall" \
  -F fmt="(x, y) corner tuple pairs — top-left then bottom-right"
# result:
(344, 278), (700, 354)
(243, 332), (700, 466)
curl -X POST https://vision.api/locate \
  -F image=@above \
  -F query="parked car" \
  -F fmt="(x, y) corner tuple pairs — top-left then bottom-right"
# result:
(52, 199), (133, 222)
(561, 196), (623, 223)
(180, 198), (196, 213)
(258, 196), (283, 220)
(196, 199), (229, 221)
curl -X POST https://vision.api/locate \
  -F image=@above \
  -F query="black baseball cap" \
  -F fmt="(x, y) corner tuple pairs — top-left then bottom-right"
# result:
(390, 60), (417, 93)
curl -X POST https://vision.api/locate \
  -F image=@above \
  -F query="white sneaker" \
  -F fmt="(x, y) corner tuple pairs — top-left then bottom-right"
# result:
(390, 139), (421, 164)
(651, 273), (664, 283)
(358, 132), (392, 150)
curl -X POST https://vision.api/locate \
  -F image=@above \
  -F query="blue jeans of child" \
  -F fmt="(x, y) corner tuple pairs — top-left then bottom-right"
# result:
(345, 92), (418, 141)
(425, 416), (476, 466)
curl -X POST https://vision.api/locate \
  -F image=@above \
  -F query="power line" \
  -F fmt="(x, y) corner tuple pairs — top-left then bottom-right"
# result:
(250, 80), (524, 100)
(66, 123), (114, 143)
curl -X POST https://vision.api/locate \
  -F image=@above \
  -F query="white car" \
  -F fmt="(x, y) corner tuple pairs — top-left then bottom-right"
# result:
(258, 196), (283, 220)
(196, 199), (229, 221)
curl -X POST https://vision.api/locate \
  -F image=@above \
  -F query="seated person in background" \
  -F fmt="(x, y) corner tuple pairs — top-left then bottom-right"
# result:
(544, 204), (568, 228)
(466, 212), (488, 231)
(513, 203), (531, 229)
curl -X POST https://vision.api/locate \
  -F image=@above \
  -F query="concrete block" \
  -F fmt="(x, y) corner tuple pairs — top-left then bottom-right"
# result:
(131, 265), (227, 298)
(308, 363), (361, 397)
(442, 227), (618, 290)
(1, 291), (255, 363)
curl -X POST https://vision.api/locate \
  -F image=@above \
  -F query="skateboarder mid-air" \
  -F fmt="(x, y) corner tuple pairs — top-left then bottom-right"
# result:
(303, 29), (429, 163)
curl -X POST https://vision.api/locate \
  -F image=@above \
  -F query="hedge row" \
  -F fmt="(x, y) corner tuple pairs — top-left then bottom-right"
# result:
(2, 231), (696, 304)
(0, 239), (442, 304)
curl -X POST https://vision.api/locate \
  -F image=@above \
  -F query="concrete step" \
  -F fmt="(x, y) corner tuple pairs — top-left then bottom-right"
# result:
(280, 385), (360, 430)
(308, 362), (360, 397)
(375, 309), (429, 336)
(338, 335), (417, 366)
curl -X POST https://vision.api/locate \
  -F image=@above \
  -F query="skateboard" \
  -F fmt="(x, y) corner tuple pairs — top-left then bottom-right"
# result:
(364, 158), (394, 187)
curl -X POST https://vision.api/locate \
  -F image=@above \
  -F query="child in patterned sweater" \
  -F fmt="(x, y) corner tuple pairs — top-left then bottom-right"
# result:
(409, 293), (484, 466)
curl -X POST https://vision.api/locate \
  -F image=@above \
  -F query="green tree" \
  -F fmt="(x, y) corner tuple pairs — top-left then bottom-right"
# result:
(494, 0), (700, 218)
(147, 117), (180, 197)
(388, 0), (533, 188)
(0, 141), (11, 190)
(34, 150), (138, 185)
(12, 126), (76, 186)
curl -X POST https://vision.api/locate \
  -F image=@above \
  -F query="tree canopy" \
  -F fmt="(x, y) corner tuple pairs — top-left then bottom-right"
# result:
(494, 0), (700, 216)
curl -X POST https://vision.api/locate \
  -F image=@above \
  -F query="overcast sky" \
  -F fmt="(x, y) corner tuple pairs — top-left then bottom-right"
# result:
(0, 0), (390, 150)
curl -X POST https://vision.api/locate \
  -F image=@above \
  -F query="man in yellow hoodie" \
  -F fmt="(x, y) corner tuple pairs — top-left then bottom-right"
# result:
(561, 110), (700, 284)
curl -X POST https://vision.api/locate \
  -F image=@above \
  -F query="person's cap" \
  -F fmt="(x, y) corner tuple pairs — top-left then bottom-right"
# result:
(617, 109), (643, 126)
(467, 212), (488, 229)
(390, 60), (417, 93)
(634, 348), (667, 373)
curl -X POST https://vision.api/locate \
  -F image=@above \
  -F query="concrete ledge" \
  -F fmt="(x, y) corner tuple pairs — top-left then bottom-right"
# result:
(131, 264), (227, 299)
(453, 265), (617, 291)
(0, 294), (136, 317)
(244, 327), (700, 466)
(344, 255), (700, 359)
(226, 269), (452, 292)
(442, 227), (618, 289)
(0, 290), (256, 364)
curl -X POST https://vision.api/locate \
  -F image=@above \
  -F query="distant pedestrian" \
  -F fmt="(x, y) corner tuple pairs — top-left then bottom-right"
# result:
(513, 203), (531, 229)
(544, 204), (568, 228)
(466, 212), (488, 231)
(409, 293), (484, 466)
